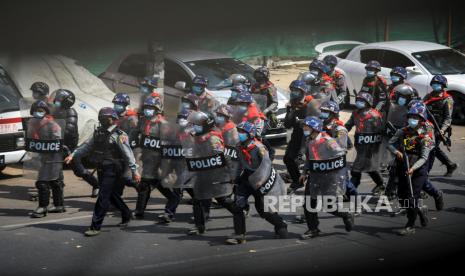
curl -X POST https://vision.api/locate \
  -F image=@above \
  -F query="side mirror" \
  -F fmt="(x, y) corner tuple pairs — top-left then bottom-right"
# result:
(174, 81), (187, 90)
(406, 66), (422, 75)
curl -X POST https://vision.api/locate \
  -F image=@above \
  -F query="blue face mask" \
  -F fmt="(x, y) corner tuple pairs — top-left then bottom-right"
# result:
(290, 90), (302, 100)
(431, 83), (442, 92)
(33, 111), (45, 119)
(231, 91), (237, 99)
(303, 130), (311, 137)
(215, 115), (226, 126)
(366, 70), (376, 77)
(397, 97), (407, 106)
(193, 125), (203, 134)
(319, 112), (330, 119)
(140, 86), (150, 94)
(192, 85), (204, 95)
(54, 101), (61, 108)
(114, 104), (126, 114)
(391, 75), (401, 83)
(144, 108), (155, 117)
(408, 118), (419, 128)
(355, 100), (366, 109)
(238, 132), (248, 142)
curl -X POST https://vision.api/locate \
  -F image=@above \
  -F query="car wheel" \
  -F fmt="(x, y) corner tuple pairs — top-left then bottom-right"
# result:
(450, 91), (465, 125)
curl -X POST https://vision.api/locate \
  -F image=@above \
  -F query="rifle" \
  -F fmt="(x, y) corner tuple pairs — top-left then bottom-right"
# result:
(425, 108), (451, 152)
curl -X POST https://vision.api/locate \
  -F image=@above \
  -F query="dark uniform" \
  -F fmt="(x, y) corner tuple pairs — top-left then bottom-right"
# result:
(388, 106), (433, 235)
(71, 119), (138, 234)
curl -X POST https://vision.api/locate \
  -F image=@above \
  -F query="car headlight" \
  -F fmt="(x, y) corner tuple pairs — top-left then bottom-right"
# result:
(16, 137), (25, 148)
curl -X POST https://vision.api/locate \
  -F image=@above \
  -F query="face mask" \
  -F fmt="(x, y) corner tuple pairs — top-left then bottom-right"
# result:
(193, 125), (203, 134)
(238, 132), (248, 142)
(355, 100), (366, 109)
(178, 119), (188, 128)
(33, 111), (45, 119)
(431, 83), (442, 92)
(192, 85), (204, 95)
(303, 130), (311, 137)
(54, 101), (61, 108)
(397, 97), (407, 106)
(366, 70), (376, 77)
(319, 112), (330, 119)
(144, 109), (155, 117)
(114, 104), (126, 114)
(140, 86), (150, 94)
(408, 118), (419, 128)
(215, 115), (226, 126)
(391, 75), (401, 83)
(231, 91), (237, 99)
(181, 102), (192, 111)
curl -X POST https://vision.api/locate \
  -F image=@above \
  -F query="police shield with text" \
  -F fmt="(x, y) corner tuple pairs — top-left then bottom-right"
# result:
(226, 121), (287, 245)
(23, 100), (66, 218)
(300, 116), (354, 239)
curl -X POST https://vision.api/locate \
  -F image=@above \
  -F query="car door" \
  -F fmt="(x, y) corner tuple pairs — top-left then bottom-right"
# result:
(163, 59), (193, 119)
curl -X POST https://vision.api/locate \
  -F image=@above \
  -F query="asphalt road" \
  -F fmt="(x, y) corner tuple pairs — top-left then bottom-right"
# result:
(1, 117), (465, 276)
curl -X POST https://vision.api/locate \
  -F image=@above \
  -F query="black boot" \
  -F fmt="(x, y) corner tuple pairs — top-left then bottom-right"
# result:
(418, 206), (429, 227)
(434, 191), (444, 211)
(444, 163), (458, 177)
(342, 213), (355, 232)
(49, 180), (65, 213)
(31, 207), (47, 218)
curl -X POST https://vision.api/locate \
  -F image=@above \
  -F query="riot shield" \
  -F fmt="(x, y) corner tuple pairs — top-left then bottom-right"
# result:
(21, 99), (65, 181)
(222, 126), (240, 181)
(138, 118), (164, 180)
(159, 122), (194, 189)
(248, 151), (286, 196)
(252, 93), (268, 113)
(182, 112), (233, 200)
(231, 105), (247, 125)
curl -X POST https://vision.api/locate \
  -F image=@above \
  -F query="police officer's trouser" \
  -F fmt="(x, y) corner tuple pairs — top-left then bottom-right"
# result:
(71, 156), (99, 189)
(193, 196), (234, 231)
(35, 174), (64, 208)
(90, 164), (131, 231)
(261, 121), (275, 160)
(431, 136), (454, 169)
(350, 171), (384, 188)
(135, 178), (181, 216)
(283, 127), (303, 184)
(230, 177), (287, 235)
(303, 182), (348, 231)
(396, 161), (427, 228)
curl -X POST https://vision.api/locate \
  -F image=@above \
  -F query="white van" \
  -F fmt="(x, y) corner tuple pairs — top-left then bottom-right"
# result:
(0, 65), (25, 172)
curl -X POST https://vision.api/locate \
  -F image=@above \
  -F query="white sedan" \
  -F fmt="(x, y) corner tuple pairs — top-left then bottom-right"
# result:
(316, 40), (465, 124)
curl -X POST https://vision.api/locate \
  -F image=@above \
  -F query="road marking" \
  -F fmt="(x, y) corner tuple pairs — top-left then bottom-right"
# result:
(0, 215), (92, 229)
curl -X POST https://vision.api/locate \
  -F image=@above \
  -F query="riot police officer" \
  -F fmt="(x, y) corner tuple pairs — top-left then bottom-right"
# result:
(308, 59), (336, 101)
(53, 89), (99, 197)
(139, 76), (161, 111)
(227, 83), (248, 106)
(112, 92), (139, 140)
(300, 116), (354, 239)
(229, 74), (251, 88)
(389, 67), (409, 100)
(360, 60), (389, 113)
(320, 101), (357, 197)
(27, 101), (65, 218)
(30, 82), (50, 101)
(185, 111), (235, 235)
(423, 75), (457, 177)
(345, 92), (385, 195)
(226, 121), (287, 245)
(65, 107), (141, 237)
(133, 96), (182, 222)
(388, 104), (433, 235)
(284, 80), (314, 193)
(190, 75), (219, 112)
(323, 55), (347, 105)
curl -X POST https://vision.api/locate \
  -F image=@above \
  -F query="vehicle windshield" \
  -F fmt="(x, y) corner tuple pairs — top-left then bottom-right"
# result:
(412, 49), (465, 75)
(184, 58), (255, 89)
(0, 66), (21, 113)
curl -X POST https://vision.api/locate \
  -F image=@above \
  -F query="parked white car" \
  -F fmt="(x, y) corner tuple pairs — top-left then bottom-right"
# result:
(316, 40), (465, 123)
(1, 55), (115, 145)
